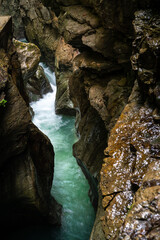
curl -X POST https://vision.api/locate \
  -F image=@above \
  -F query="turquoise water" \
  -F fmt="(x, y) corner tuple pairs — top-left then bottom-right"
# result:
(25, 63), (95, 240)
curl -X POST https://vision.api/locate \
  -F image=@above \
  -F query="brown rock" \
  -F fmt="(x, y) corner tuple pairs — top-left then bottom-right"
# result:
(0, 0), (60, 67)
(55, 37), (79, 115)
(119, 162), (160, 239)
(131, 10), (160, 107)
(89, 85), (109, 122)
(59, 15), (91, 46)
(100, 82), (160, 238)
(0, 3), (24, 39)
(26, 65), (53, 102)
(0, 17), (61, 229)
(69, 70), (107, 210)
(14, 40), (53, 102)
(0, 60), (61, 228)
(13, 39), (41, 80)
(73, 51), (121, 73)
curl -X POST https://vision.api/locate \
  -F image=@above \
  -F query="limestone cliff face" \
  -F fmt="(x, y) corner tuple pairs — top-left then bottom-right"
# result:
(0, 16), (61, 229)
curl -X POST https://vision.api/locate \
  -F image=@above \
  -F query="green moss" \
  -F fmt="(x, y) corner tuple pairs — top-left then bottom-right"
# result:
(0, 99), (7, 107)
(27, 43), (38, 51)
(127, 203), (134, 214)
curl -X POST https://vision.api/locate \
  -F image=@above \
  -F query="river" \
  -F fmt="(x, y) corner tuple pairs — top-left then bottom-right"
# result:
(10, 63), (95, 240)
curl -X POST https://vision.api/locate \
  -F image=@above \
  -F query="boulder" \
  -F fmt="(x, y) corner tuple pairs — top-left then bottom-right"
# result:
(13, 39), (41, 80)
(14, 39), (53, 102)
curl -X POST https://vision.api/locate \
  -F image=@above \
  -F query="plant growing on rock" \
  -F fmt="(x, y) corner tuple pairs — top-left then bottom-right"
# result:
(0, 99), (7, 107)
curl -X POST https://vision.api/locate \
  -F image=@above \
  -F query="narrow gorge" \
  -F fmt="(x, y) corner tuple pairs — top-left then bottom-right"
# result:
(0, 1), (160, 240)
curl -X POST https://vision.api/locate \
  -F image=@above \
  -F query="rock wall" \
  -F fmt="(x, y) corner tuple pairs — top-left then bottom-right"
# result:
(50, 2), (160, 239)
(0, 0), (60, 68)
(0, 16), (61, 230)
(0, 0), (25, 39)
(54, 37), (78, 115)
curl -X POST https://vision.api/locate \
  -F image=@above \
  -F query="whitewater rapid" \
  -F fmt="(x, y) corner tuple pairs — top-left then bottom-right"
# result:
(29, 63), (95, 240)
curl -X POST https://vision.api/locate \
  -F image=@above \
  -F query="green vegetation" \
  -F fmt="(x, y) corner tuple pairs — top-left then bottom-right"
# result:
(127, 203), (134, 214)
(0, 99), (7, 107)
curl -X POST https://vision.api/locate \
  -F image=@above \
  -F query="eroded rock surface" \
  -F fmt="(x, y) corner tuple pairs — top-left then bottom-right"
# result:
(0, 16), (61, 230)
(68, 5), (160, 240)
(99, 10), (160, 240)
(101, 85), (160, 239)
(19, 0), (60, 68)
(55, 37), (78, 115)
(14, 39), (52, 102)
(0, 0), (24, 39)
(0, 0), (60, 67)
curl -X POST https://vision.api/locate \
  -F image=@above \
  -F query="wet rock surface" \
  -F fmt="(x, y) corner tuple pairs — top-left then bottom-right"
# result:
(119, 161), (160, 239)
(99, 10), (160, 240)
(13, 39), (41, 80)
(47, 2), (160, 239)
(14, 39), (53, 102)
(27, 65), (53, 102)
(69, 5), (160, 240)
(101, 91), (160, 239)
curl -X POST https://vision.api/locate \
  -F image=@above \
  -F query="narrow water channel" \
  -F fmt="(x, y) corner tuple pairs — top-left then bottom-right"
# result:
(11, 63), (95, 240)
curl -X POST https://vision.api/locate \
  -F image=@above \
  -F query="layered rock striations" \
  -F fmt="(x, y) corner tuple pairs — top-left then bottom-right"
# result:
(0, 16), (61, 230)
